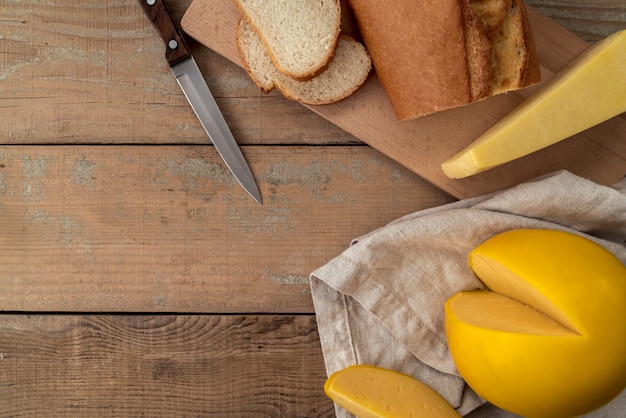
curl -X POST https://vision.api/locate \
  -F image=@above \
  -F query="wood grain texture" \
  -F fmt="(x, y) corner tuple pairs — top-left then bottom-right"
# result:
(0, 145), (455, 313)
(0, 0), (359, 146)
(181, 0), (626, 200)
(1, 1), (624, 417)
(0, 314), (333, 417)
(526, 0), (626, 42)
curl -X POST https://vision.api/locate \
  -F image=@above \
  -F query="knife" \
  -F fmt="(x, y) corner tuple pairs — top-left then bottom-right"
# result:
(138, 0), (262, 204)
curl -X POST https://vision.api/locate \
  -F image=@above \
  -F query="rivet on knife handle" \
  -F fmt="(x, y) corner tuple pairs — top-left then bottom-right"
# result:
(138, 0), (191, 66)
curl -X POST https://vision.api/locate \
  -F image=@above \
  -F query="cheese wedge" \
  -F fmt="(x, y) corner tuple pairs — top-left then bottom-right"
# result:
(441, 29), (626, 179)
(324, 365), (461, 418)
(445, 229), (626, 418)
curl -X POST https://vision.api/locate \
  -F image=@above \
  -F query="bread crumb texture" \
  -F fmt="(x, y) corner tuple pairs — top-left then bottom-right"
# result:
(233, 0), (342, 80)
(237, 19), (371, 105)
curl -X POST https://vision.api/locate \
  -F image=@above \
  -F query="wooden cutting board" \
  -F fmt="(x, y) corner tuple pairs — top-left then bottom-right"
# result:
(181, 0), (626, 199)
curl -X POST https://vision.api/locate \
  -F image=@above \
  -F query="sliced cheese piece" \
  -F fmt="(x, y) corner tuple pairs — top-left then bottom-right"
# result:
(447, 291), (578, 336)
(445, 229), (626, 418)
(441, 29), (626, 179)
(324, 365), (461, 418)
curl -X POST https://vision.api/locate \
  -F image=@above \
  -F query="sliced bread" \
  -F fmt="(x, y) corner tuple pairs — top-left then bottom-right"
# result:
(236, 19), (371, 105)
(232, 0), (342, 81)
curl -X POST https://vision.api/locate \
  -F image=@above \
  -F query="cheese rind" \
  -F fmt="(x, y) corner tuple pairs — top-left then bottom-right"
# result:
(441, 29), (626, 179)
(324, 365), (461, 418)
(445, 229), (626, 417)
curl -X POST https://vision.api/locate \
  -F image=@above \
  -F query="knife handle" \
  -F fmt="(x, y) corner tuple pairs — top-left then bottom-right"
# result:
(138, 0), (191, 66)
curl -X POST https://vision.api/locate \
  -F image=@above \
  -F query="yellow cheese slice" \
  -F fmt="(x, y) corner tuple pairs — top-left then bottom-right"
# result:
(445, 229), (626, 418)
(441, 29), (626, 179)
(324, 365), (461, 418)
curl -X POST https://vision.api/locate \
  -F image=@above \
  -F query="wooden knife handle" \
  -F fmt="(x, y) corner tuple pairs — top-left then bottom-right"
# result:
(138, 0), (191, 66)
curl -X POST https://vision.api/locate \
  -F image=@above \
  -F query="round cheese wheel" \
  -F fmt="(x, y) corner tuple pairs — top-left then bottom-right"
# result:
(445, 229), (626, 417)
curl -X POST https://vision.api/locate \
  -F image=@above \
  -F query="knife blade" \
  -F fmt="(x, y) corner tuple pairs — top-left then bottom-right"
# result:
(138, 0), (262, 204)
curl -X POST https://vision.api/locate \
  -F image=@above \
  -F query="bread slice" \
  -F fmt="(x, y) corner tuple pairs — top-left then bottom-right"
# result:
(346, 0), (541, 120)
(236, 19), (371, 105)
(232, 0), (342, 81)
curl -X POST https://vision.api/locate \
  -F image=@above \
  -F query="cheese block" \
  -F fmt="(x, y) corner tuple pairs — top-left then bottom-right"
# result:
(442, 29), (626, 179)
(445, 229), (626, 417)
(324, 365), (461, 418)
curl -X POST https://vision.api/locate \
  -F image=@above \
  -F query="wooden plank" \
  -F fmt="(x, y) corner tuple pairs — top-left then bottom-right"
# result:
(0, 0), (359, 146)
(0, 314), (334, 417)
(1, 1), (620, 148)
(180, 0), (626, 200)
(526, 0), (626, 42)
(0, 145), (455, 313)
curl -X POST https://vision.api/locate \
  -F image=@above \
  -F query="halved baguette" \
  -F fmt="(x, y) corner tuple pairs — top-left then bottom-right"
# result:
(232, 0), (342, 81)
(236, 19), (371, 105)
(346, 0), (541, 120)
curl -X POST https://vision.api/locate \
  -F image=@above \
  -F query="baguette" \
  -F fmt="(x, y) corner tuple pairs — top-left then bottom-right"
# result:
(346, 0), (541, 120)
(232, 0), (342, 81)
(236, 19), (371, 105)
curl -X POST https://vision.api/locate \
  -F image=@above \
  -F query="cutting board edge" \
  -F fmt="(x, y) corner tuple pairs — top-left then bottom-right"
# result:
(180, 0), (626, 200)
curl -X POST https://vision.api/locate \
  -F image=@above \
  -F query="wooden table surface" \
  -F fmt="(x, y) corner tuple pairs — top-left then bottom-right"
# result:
(0, 1), (623, 416)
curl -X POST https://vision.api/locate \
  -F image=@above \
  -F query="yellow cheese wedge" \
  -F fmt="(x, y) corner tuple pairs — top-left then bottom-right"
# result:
(441, 29), (626, 179)
(445, 229), (626, 418)
(324, 365), (461, 418)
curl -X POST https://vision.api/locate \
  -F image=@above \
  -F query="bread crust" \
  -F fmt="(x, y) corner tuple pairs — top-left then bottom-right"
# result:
(236, 19), (371, 105)
(346, 0), (541, 120)
(348, 0), (471, 120)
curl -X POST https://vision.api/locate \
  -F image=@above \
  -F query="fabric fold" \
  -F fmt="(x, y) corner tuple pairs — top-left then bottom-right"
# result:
(311, 171), (626, 417)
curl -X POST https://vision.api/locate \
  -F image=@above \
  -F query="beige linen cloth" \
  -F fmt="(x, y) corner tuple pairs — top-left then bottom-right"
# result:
(310, 171), (626, 417)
